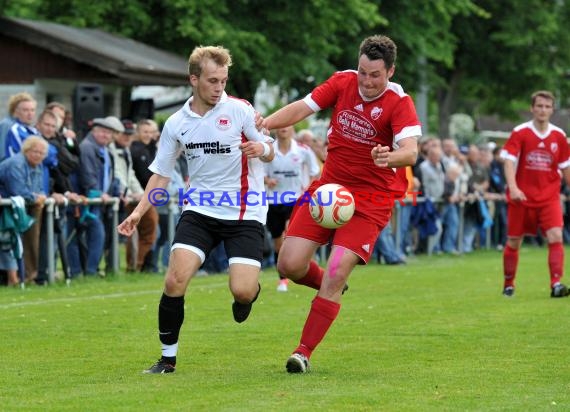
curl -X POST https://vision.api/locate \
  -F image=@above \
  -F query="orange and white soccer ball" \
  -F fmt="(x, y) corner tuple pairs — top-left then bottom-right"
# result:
(309, 183), (355, 229)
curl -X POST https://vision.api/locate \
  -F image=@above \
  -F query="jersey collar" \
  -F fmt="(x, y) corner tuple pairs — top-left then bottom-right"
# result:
(529, 121), (553, 139)
(358, 82), (390, 102)
(183, 92), (229, 117)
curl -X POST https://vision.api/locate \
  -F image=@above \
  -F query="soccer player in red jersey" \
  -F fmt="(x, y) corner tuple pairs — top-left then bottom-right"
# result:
(500, 90), (570, 298)
(261, 35), (422, 373)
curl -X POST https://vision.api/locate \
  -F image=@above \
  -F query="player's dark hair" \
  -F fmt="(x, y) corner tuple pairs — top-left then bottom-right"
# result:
(359, 35), (397, 69)
(531, 90), (555, 106)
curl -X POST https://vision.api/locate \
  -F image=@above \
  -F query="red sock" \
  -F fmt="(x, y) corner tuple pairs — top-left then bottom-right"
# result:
(294, 296), (340, 359)
(548, 242), (564, 287)
(292, 260), (323, 290)
(503, 245), (519, 288)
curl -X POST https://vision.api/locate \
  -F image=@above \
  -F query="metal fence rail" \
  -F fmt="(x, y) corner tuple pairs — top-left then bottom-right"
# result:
(0, 197), (122, 285)
(0, 195), (508, 284)
(392, 197), (494, 256)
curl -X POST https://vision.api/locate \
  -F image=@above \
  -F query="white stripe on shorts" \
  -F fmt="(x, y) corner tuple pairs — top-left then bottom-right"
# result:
(171, 243), (206, 264)
(228, 257), (261, 268)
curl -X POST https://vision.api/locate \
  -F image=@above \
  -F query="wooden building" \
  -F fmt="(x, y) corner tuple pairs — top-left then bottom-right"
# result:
(0, 16), (188, 133)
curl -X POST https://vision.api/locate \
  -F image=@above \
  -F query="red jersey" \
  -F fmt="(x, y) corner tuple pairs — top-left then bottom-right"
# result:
(500, 121), (570, 206)
(303, 70), (421, 223)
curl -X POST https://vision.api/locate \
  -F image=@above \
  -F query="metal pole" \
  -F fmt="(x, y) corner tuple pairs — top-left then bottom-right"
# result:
(45, 198), (55, 284)
(112, 197), (120, 273)
(485, 200), (492, 250)
(458, 202), (465, 254)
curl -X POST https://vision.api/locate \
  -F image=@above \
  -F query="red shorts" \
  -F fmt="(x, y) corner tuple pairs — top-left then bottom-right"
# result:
(285, 202), (391, 264)
(507, 200), (563, 237)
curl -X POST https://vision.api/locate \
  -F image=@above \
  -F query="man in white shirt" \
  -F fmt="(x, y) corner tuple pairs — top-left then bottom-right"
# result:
(118, 45), (274, 374)
(264, 125), (320, 291)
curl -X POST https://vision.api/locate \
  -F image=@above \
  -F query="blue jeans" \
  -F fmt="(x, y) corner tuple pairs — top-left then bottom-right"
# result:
(67, 207), (105, 276)
(37, 206), (69, 283)
(397, 204), (413, 255)
(202, 242), (229, 274)
(441, 203), (459, 253)
(492, 200), (507, 247)
(147, 213), (177, 271)
(462, 216), (478, 253)
(374, 222), (403, 263)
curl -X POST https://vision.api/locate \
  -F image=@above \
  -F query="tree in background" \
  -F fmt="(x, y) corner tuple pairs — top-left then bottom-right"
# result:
(2, 0), (570, 135)
(377, 0), (570, 136)
(0, 0), (381, 104)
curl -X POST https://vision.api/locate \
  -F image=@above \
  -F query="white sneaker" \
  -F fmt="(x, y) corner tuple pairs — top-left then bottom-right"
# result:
(277, 278), (288, 292)
(286, 353), (309, 373)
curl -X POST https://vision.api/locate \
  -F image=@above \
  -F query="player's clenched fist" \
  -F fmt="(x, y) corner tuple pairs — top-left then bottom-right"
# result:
(371, 144), (390, 167)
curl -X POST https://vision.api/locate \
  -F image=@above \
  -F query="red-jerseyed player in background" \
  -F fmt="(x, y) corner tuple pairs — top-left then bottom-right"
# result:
(261, 35), (421, 373)
(500, 90), (570, 298)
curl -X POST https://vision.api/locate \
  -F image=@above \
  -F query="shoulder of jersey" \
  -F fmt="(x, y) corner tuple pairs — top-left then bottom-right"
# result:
(551, 123), (566, 137)
(227, 95), (253, 108)
(297, 142), (312, 150)
(512, 121), (533, 133)
(385, 82), (409, 98)
(333, 69), (357, 80)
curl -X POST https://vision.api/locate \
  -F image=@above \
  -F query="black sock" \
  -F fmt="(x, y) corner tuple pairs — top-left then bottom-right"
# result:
(161, 355), (176, 365)
(158, 293), (185, 345)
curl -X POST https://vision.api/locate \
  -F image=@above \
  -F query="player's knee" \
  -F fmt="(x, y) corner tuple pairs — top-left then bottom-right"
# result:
(546, 228), (563, 243)
(231, 285), (258, 303)
(276, 258), (304, 279)
(506, 237), (522, 249)
(164, 270), (188, 294)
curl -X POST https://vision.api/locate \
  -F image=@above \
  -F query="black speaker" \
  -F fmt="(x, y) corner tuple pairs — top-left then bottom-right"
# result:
(73, 83), (104, 140)
(129, 98), (155, 122)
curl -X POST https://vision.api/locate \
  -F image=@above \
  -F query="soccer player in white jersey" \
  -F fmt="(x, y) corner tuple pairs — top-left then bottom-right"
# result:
(260, 35), (421, 373)
(117, 45), (274, 374)
(264, 125), (320, 291)
(500, 90), (570, 298)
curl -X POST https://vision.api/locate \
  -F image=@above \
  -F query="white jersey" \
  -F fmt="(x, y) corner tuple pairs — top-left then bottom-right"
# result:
(149, 92), (272, 223)
(264, 139), (320, 205)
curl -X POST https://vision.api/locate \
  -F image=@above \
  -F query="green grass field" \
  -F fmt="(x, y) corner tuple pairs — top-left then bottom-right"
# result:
(2, 247), (570, 411)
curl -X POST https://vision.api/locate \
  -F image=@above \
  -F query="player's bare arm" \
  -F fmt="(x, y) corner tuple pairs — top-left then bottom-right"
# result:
(240, 140), (275, 162)
(503, 159), (526, 201)
(262, 100), (315, 130)
(372, 136), (418, 168)
(117, 173), (171, 236)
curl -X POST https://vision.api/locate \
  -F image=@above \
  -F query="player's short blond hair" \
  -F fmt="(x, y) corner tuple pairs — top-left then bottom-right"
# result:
(8, 92), (36, 116)
(188, 46), (232, 77)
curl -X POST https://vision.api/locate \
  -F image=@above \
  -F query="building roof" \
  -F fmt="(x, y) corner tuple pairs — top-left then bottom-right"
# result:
(0, 16), (188, 86)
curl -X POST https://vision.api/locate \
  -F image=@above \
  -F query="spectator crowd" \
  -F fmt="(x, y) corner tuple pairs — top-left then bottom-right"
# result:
(0, 90), (567, 287)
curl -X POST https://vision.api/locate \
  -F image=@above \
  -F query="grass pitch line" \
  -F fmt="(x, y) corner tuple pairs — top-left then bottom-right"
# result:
(0, 280), (229, 310)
